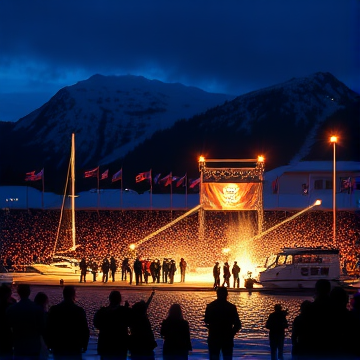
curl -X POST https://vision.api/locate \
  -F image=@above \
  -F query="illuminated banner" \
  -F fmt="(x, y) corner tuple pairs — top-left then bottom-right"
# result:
(201, 182), (261, 210)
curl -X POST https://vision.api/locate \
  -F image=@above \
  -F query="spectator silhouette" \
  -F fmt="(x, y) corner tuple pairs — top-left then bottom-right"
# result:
(328, 286), (358, 358)
(46, 285), (89, 360)
(34, 291), (50, 360)
(308, 279), (332, 357)
(94, 290), (131, 360)
(129, 291), (156, 360)
(5, 284), (45, 359)
(0, 284), (14, 360)
(160, 303), (192, 360)
(350, 292), (360, 358)
(265, 304), (288, 360)
(291, 299), (312, 359)
(204, 286), (241, 360)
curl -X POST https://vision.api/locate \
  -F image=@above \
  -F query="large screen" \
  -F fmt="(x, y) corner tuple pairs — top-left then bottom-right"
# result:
(201, 182), (261, 210)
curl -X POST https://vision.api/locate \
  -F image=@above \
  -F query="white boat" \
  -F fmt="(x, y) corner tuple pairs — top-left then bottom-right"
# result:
(258, 247), (341, 289)
(32, 133), (80, 276)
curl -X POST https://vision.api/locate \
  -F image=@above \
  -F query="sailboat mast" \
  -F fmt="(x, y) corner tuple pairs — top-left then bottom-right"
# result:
(71, 133), (76, 250)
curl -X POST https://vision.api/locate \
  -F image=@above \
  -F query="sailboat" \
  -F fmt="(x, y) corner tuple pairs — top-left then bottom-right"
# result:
(31, 133), (81, 276)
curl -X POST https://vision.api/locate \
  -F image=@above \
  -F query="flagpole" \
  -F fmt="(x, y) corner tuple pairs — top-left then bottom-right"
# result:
(42, 168), (44, 210)
(170, 172), (173, 212)
(120, 168), (123, 209)
(97, 167), (100, 212)
(185, 173), (188, 209)
(150, 169), (152, 210)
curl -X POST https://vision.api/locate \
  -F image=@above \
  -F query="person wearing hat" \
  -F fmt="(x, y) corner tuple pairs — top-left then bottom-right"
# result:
(179, 258), (187, 283)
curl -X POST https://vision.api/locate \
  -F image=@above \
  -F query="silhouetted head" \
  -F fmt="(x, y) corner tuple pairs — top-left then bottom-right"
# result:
(34, 292), (49, 310)
(109, 290), (121, 306)
(274, 304), (282, 312)
(132, 300), (147, 316)
(167, 303), (184, 320)
(315, 279), (331, 298)
(63, 285), (76, 301)
(234, 261), (237, 264)
(217, 286), (228, 300)
(17, 284), (31, 300)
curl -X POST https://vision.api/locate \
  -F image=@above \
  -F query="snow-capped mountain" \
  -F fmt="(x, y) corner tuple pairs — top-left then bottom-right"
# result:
(0, 72), (358, 193)
(11, 74), (234, 167)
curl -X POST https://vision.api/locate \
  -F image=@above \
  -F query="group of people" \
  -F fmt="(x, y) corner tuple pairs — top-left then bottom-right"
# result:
(79, 256), (188, 285)
(1, 280), (360, 360)
(213, 261), (241, 289)
(265, 279), (360, 360)
(79, 256), (118, 283)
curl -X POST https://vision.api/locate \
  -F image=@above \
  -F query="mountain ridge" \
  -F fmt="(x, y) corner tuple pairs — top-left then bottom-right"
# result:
(0, 72), (358, 194)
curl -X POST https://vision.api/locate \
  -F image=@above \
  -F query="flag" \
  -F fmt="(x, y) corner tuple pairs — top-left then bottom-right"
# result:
(100, 169), (109, 180)
(136, 170), (151, 183)
(25, 171), (35, 181)
(189, 177), (200, 188)
(153, 173), (161, 184)
(84, 167), (99, 178)
(176, 174), (187, 187)
(160, 173), (172, 186)
(340, 177), (352, 194)
(112, 169), (122, 182)
(25, 169), (43, 181)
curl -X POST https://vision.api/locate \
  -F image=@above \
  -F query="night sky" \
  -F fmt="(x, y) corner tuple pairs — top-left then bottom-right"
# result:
(0, 0), (359, 121)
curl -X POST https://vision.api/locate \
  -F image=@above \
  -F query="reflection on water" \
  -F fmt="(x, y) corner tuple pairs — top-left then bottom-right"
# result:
(26, 286), (313, 340)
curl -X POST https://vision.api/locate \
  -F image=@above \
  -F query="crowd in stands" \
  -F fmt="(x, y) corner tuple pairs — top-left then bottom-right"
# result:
(0, 210), (359, 275)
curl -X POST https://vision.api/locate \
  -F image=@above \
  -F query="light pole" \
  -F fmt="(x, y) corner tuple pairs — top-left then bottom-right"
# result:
(330, 136), (337, 242)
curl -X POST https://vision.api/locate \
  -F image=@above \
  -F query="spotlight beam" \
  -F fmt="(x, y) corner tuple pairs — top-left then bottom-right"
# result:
(249, 200), (322, 242)
(134, 205), (202, 247)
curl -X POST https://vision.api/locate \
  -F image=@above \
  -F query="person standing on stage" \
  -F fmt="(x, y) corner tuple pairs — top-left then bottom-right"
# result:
(162, 258), (169, 283)
(231, 261), (241, 288)
(169, 260), (177, 284)
(180, 258), (187, 283)
(101, 257), (110, 283)
(79, 258), (87, 283)
(134, 257), (143, 285)
(213, 262), (220, 289)
(121, 258), (129, 281)
(110, 256), (117, 282)
(222, 262), (231, 288)
(91, 260), (98, 282)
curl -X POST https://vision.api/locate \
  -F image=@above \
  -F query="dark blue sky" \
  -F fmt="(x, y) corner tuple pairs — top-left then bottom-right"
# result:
(0, 0), (359, 121)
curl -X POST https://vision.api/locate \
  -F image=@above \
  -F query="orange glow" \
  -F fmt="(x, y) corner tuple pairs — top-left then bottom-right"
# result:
(314, 199), (322, 206)
(129, 243), (136, 250)
(199, 155), (205, 163)
(257, 155), (265, 163)
(330, 136), (338, 143)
